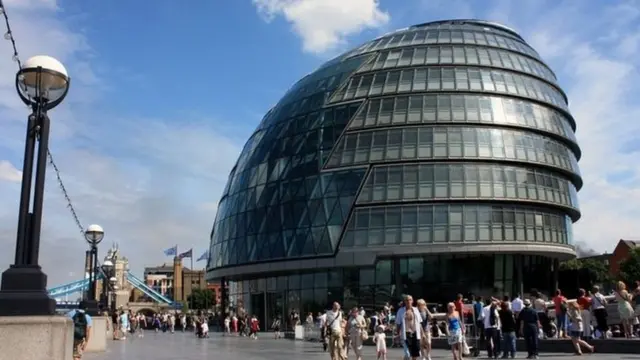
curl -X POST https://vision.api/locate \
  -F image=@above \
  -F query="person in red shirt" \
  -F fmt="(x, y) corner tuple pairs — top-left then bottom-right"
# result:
(454, 294), (465, 327)
(249, 315), (260, 340)
(552, 289), (568, 338)
(576, 288), (593, 339)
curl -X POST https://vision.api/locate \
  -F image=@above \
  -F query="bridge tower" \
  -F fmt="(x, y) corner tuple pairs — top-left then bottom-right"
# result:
(104, 245), (132, 309)
(172, 256), (182, 302)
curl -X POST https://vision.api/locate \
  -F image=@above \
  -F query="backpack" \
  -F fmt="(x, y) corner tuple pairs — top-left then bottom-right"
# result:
(559, 300), (568, 314)
(73, 311), (88, 340)
(489, 305), (497, 326)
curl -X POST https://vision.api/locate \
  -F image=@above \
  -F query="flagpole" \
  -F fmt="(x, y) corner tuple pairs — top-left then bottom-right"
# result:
(190, 252), (195, 310)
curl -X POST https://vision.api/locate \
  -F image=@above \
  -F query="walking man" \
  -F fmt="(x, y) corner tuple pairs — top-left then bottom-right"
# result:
(67, 301), (92, 360)
(518, 299), (540, 359)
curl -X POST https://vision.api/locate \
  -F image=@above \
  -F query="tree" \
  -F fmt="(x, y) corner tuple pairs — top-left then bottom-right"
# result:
(558, 258), (612, 295)
(619, 247), (640, 286)
(186, 288), (216, 310)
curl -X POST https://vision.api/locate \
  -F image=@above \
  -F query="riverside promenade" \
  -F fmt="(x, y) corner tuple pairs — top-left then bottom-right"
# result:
(85, 332), (640, 360)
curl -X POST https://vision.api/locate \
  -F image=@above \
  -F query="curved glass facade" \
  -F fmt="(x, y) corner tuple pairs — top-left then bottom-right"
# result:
(208, 20), (582, 317)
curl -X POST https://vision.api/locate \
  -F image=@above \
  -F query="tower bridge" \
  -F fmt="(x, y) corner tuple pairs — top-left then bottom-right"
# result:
(48, 245), (179, 313)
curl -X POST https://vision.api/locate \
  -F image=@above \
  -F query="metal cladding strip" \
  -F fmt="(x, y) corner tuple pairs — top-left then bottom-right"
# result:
(125, 272), (174, 304)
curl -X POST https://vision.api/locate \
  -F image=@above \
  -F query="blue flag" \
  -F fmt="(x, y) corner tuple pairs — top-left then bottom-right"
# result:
(164, 246), (177, 256)
(197, 250), (209, 262)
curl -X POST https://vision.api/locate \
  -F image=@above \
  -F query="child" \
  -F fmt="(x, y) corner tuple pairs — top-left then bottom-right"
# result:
(374, 325), (387, 360)
(250, 315), (260, 340)
(201, 319), (209, 338)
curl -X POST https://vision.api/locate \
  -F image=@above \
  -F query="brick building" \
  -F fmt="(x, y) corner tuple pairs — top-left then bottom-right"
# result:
(609, 239), (639, 277)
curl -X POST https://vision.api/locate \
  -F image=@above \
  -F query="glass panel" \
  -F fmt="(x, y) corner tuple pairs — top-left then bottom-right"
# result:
(346, 94), (576, 147)
(329, 127), (581, 182)
(335, 67), (567, 113)
(340, 204), (573, 248)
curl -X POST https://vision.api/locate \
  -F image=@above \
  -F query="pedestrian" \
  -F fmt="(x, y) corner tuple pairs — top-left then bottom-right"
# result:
(374, 325), (387, 360)
(567, 302), (594, 355)
(67, 301), (92, 360)
(517, 299), (539, 359)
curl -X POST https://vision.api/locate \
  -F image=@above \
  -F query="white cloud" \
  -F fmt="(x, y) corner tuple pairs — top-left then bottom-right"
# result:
(416, 0), (640, 253)
(0, 160), (21, 182)
(253, 0), (390, 54)
(0, 1), (242, 287)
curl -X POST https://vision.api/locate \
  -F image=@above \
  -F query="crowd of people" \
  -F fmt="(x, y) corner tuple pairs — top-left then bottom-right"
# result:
(303, 280), (640, 360)
(65, 280), (640, 360)
(222, 312), (261, 339)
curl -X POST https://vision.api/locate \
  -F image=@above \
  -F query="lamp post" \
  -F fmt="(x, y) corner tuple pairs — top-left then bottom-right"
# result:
(84, 224), (104, 316)
(100, 259), (114, 311)
(110, 283), (118, 313)
(0, 55), (70, 316)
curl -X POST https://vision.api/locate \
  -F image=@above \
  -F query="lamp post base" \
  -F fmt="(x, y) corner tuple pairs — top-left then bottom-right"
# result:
(83, 299), (100, 316)
(0, 265), (56, 316)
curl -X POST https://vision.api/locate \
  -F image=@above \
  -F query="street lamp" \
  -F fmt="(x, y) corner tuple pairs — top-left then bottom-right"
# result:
(110, 278), (118, 312)
(100, 259), (114, 311)
(0, 55), (70, 316)
(85, 224), (104, 315)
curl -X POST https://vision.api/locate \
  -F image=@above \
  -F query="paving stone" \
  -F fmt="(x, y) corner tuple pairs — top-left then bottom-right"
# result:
(84, 332), (640, 360)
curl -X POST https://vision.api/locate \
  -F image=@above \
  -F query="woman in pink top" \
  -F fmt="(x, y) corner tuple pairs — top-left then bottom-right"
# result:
(552, 289), (568, 338)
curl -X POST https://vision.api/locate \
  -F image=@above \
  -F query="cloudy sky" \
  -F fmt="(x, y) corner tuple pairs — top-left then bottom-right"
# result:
(0, 0), (638, 288)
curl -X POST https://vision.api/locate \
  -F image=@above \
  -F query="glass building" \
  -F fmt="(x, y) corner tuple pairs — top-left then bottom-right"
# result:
(206, 19), (581, 326)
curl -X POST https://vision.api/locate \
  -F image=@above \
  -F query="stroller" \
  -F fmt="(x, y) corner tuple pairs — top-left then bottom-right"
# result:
(462, 306), (480, 358)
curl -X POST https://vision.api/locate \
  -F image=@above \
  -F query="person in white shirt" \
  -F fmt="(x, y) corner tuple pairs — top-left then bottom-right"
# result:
(317, 312), (328, 351)
(481, 301), (501, 358)
(373, 325), (387, 360)
(395, 295), (423, 360)
(224, 316), (231, 334)
(201, 320), (209, 338)
(511, 294), (523, 337)
(590, 286), (608, 339)
(325, 302), (346, 360)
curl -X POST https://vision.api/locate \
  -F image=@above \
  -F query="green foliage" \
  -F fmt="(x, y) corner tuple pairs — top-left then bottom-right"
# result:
(619, 247), (640, 286)
(186, 288), (216, 310)
(581, 259), (611, 285)
(181, 302), (189, 313)
(559, 259), (582, 271)
(559, 257), (612, 289)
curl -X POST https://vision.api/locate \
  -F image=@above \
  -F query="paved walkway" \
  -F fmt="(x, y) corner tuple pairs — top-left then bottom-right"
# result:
(85, 332), (640, 360)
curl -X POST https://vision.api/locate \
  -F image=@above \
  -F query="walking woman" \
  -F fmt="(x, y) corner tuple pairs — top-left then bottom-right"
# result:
(395, 295), (423, 360)
(445, 302), (464, 360)
(347, 307), (367, 360)
(416, 299), (433, 360)
(615, 281), (636, 338)
(566, 302), (594, 355)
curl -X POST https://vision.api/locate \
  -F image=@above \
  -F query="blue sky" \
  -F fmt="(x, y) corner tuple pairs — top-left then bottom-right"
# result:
(0, 0), (639, 286)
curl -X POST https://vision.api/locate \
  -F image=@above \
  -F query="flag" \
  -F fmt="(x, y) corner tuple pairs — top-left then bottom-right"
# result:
(178, 249), (193, 259)
(164, 246), (177, 256)
(197, 250), (209, 262)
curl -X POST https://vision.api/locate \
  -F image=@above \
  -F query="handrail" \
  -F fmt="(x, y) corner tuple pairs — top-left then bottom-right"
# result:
(48, 273), (105, 297)
(125, 272), (174, 304)
(428, 295), (617, 320)
(126, 275), (167, 304)
(126, 272), (174, 303)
